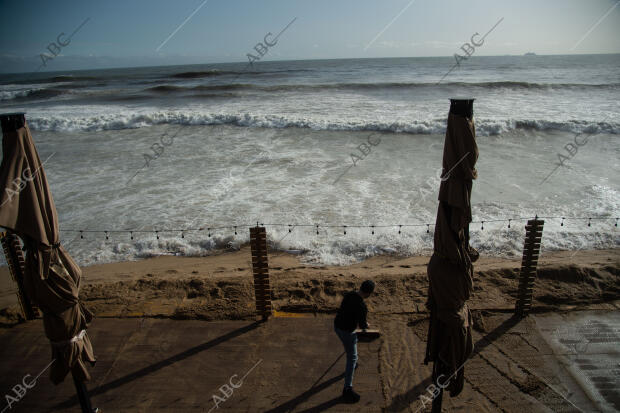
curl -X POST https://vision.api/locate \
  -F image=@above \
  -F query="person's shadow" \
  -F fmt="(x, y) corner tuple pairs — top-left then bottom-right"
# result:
(264, 353), (346, 413)
(294, 395), (344, 412)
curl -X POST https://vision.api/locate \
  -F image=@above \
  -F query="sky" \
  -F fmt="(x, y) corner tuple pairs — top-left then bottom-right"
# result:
(0, 0), (619, 73)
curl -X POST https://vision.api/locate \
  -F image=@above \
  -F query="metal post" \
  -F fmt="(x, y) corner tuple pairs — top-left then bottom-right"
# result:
(431, 360), (444, 412)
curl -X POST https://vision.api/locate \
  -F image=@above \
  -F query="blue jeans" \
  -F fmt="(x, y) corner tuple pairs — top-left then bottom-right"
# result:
(334, 326), (358, 389)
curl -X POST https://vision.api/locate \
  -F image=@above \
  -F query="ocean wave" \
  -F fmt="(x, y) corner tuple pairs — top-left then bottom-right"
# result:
(3, 80), (616, 103)
(8, 75), (102, 85)
(168, 68), (314, 79)
(441, 81), (620, 90)
(145, 84), (248, 93)
(25, 112), (620, 135)
(59, 220), (619, 267)
(146, 85), (186, 93)
(0, 89), (32, 100)
(140, 81), (620, 94)
(1, 83), (247, 101)
(47, 75), (100, 82)
(171, 70), (237, 79)
(0, 87), (67, 101)
(0, 83), (107, 101)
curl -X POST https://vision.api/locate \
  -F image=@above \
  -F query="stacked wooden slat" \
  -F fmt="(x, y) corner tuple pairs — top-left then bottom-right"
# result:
(0, 231), (39, 320)
(515, 219), (544, 317)
(250, 227), (271, 320)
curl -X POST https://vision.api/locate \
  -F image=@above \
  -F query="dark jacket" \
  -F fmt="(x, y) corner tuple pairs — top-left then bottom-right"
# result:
(334, 291), (368, 332)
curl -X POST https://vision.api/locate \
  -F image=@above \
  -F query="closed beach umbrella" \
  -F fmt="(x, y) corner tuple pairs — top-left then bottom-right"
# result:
(425, 99), (478, 404)
(0, 114), (96, 387)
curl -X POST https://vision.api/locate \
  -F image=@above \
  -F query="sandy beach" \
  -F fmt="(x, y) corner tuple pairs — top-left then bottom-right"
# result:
(5, 247), (620, 322)
(2, 248), (619, 323)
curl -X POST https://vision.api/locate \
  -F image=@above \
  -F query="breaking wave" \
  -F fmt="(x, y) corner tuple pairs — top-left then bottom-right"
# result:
(25, 111), (620, 136)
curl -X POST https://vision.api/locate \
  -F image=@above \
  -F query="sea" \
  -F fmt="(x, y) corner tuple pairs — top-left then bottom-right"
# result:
(0, 54), (619, 266)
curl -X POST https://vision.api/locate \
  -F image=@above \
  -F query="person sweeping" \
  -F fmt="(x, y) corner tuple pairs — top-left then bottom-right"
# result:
(334, 279), (375, 403)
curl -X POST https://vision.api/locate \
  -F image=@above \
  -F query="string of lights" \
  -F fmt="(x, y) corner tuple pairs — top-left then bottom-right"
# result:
(59, 215), (618, 239)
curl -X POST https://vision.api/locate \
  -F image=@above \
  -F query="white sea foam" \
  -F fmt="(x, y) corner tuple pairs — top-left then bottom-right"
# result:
(19, 122), (615, 267)
(22, 110), (620, 136)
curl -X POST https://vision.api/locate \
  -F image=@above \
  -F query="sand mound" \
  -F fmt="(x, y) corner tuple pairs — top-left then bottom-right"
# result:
(1, 249), (618, 326)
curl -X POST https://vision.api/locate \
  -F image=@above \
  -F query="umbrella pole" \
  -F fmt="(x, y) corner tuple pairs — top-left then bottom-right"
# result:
(72, 373), (95, 413)
(431, 360), (444, 413)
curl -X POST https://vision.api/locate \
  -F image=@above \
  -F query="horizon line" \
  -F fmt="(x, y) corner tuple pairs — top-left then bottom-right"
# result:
(1, 52), (619, 75)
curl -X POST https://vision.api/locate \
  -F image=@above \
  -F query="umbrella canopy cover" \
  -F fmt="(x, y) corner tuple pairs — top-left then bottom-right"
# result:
(425, 112), (478, 396)
(0, 121), (95, 384)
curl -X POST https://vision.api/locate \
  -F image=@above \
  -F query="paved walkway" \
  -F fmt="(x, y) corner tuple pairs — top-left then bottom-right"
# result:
(2, 311), (617, 412)
(0, 316), (382, 412)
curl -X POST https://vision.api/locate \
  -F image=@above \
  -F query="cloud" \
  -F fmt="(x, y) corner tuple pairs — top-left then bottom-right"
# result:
(425, 40), (460, 48)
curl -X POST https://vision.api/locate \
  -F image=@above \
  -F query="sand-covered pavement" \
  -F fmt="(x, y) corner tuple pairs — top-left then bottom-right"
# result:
(0, 248), (618, 411)
(1, 311), (617, 412)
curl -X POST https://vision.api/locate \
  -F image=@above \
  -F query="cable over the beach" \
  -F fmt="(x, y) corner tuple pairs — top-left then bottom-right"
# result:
(58, 214), (618, 240)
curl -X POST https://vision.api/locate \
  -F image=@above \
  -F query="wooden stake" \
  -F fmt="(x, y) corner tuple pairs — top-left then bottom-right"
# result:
(0, 231), (38, 320)
(515, 218), (544, 317)
(250, 227), (272, 320)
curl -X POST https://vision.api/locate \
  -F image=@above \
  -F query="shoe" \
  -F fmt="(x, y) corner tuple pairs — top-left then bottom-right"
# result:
(342, 387), (361, 403)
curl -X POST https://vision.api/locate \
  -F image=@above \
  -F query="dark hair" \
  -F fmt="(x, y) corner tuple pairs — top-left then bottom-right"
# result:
(360, 280), (375, 294)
